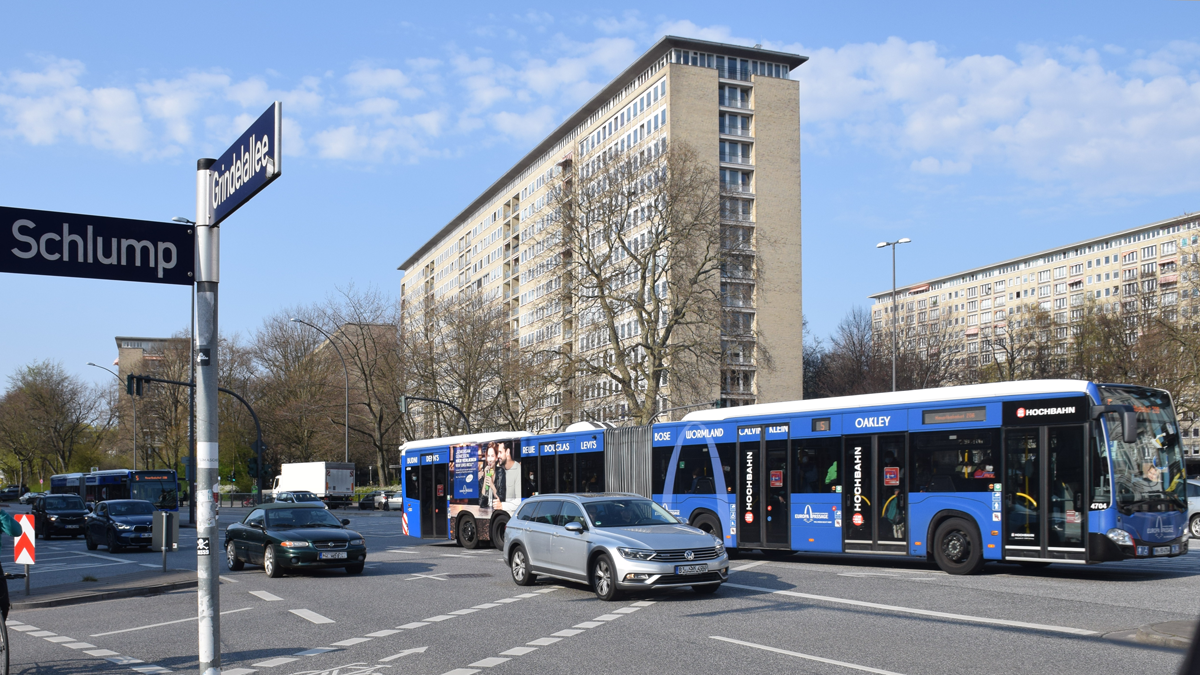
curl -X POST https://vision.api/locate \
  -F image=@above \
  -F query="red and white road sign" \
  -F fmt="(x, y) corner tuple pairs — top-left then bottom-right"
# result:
(14, 513), (34, 565)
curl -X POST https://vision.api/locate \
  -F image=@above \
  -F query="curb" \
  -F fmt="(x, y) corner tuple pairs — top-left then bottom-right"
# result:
(10, 576), (197, 611)
(1134, 622), (1194, 650)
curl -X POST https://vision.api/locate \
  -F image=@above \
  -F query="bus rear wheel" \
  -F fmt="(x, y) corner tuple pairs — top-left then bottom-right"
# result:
(691, 513), (721, 537)
(933, 518), (985, 575)
(457, 514), (479, 549)
(490, 513), (509, 549)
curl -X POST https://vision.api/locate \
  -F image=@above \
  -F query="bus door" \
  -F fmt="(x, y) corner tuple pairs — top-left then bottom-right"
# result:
(1003, 425), (1087, 562)
(842, 434), (908, 554)
(737, 426), (791, 549)
(419, 453), (449, 539)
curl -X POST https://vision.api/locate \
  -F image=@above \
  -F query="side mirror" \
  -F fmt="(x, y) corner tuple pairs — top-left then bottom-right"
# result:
(85, 504), (94, 512)
(564, 521), (584, 533)
(341, 519), (350, 526)
(1122, 411), (1139, 445)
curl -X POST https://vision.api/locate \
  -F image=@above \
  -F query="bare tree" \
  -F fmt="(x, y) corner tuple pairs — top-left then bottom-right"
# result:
(2, 361), (113, 474)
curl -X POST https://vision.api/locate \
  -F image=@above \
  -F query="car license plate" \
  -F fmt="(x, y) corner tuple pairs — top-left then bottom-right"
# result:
(319, 552), (348, 560)
(1153, 546), (1171, 556)
(675, 564), (708, 575)
(64, 525), (79, 529)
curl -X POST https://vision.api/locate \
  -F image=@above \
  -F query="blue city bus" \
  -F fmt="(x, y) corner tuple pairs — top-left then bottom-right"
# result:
(400, 380), (1187, 573)
(48, 469), (181, 510)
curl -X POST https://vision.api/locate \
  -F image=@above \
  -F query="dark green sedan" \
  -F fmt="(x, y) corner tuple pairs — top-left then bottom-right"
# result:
(225, 502), (367, 577)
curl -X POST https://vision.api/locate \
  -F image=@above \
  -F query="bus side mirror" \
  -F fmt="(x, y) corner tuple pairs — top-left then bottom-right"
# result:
(1122, 411), (1139, 444)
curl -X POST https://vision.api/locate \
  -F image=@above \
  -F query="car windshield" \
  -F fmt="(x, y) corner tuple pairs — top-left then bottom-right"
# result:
(584, 499), (680, 528)
(45, 496), (84, 510)
(1099, 385), (1187, 514)
(266, 508), (342, 529)
(109, 501), (154, 516)
(292, 493), (321, 502)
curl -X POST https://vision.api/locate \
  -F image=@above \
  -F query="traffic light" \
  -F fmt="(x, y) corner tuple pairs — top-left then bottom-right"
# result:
(126, 374), (144, 396)
(247, 455), (259, 479)
(399, 395), (407, 414)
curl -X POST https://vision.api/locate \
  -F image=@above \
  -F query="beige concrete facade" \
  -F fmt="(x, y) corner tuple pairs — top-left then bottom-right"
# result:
(399, 37), (806, 429)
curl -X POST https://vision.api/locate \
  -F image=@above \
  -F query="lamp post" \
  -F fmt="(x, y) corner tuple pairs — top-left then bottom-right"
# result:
(291, 318), (350, 462)
(88, 362), (136, 469)
(875, 238), (912, 392)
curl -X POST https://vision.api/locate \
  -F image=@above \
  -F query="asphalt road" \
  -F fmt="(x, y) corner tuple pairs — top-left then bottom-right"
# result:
(4, 506), (1197, 675)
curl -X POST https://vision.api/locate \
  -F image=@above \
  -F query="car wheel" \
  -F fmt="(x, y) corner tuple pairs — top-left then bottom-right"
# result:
(933, 518), (985, 575)
(510, 545), (536, 586)
(107, 530), (123, 553)
(264, 545), (283, 578)
(591, 553), (620, 601)
(226, 541), (244, 571)
(458, 514), (479, 550)
(345, 563), (364, 575)
(692, 583), (721, 595)
(84, 531), (98, 551)
(1190, 515), (1200, 539)
(490, 513), (509, 549)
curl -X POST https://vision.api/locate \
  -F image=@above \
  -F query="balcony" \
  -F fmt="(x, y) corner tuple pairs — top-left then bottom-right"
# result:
(719, 98), (752, 110)
(717, 67), (752, 82)
(720, 182), (754, 195)
(719, 154), (753, 166)
(719, 126), (753, 138)
(720, 211), (754, 223)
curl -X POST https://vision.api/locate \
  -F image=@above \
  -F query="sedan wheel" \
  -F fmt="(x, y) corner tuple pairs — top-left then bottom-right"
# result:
(510, 545), (536, 586)
(226, 541), (244, 571)
(107, 530), (123, 553)
(592, 554), (620, 601)
(1190, 515), (1200, 539)
(84, 531), (97, 551)
(264, 545), (282, 578)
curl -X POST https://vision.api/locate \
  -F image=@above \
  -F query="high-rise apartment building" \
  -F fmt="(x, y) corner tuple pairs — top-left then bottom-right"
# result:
(868, 211), (1200, 458)
(399, 37), (806, 429)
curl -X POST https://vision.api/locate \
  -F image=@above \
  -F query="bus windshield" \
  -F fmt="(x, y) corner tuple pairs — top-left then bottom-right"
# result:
(131, 476), (179, 510)
(1099, 386), (1186, 515)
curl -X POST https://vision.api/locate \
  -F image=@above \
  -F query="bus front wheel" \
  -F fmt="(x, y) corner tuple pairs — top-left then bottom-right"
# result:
(457, 514), (479, 549)
(933, 518), (985, 575)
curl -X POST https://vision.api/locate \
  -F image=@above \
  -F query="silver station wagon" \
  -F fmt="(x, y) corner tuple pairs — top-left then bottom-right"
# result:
(503, 493), (729, 600)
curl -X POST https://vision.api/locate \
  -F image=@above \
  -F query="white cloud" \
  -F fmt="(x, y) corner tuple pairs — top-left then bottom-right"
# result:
(344, 66), (422, 99)
(594, 11), (646, 35)
(654, 20), (755, 46)
(492, 106), (557, 141)
(911, 157), (971, 175)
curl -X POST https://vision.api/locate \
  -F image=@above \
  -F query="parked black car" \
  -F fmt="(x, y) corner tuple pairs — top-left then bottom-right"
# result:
(31, 494), (88, 538)
(85, 499), (156, 552)
(358, 491), (383, 510)
(0, 485), (25, 502)
(225, 502), (367, 577)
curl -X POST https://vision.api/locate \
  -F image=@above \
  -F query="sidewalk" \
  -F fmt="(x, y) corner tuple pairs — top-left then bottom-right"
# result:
(9, 569), (196, 611)
(1135, 620), (1195, 650)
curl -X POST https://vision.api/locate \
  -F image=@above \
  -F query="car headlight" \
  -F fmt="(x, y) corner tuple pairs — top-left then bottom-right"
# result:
(280, 540), (311, 548)
(617, 547), (656, 560)
(115, 522), (132, 530)
(714, 542), (726, 556)
(48, 515), (59, 521)
(1106, 528), (1134, 546)
(349, 539), (364, 546)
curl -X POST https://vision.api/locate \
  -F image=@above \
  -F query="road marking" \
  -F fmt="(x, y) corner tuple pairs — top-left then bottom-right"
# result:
(515, 592), (538, 598)
(723, 583), (1098, 635)
(85, 649), (120, 657)
(532, 587), (559, 593)
(90, 607), (253, 637)
(250, 590), (283, 601)
(423, 614), (456, 622)
(290, 609), (335, 624)
(331, 637), (372, 647)
(222, 669), (258, 675)
(398, 621), (429, 629)
(450, 608), (479, 615)
(631, 601), (656, 607)
(75, 550), (130, 563)
(612, 607), (640, 614)
(64, 642), (96, 649)
(131, 666), (172, 675)
(711, 636), (906, 675)
(252, 657), (298, 667)
(470, 657), (511, 667)
(139, 563), (162, 568)
(473, 603), (501, 609)
(409, 573), (449, 581)
(366, 629), (400, 637)
(106, 655), (144, 665)
(552, 629), (584, 637)
(294, 647), (337, 656)
(45, 636), (75, 642)
(219, 575), (240, 583)
(527, 637), (561, 646)
(731, 560), (767, 571)
(380, 646), (428, 661)
(9, 625), (38, 632)
(500, 647), (538, 656)
(593, 614), (622, 621)
(495, 598), (520, 603)
(440, 670), (480, 675)
(574, 621), (603, 629)
(838, 572), (900, 578)
(29, 630), (56, 637)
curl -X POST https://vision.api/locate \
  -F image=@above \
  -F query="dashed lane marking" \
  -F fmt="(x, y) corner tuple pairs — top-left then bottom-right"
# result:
(65, 642), (95, 649)
(440, 669), (480, 675)
(398, 621), (430, 629)
(574, 621), (603, 629)
(500, 647), (538, 656)
(220, 575), (240, 583)
(294, 647), (337, 656)
(473, 603), (501, 609)
(527, 637), (561, 646)
(731, 560), (767, 572)
(612, 607), (640, 614)
(44, 636), (74, 643)
(366, 629), (401, 637)
(222, 668), (257, 675)
(450, 608), (479, 615)
(552, 629), (584, 637)
(331, 637), (372, 647)
(90, 606), (253, 637)
(593, 614), (622, 621)
(28, 630), (56, 637)
(253, 657), (298, 667)
(423, 614), (456, 622)
(712, 636), (906, 675)
(250, 590), (283, 601)
(290, 609), (336, 624)
(469, 657), (511, 667)
(84, 649), (120, 657)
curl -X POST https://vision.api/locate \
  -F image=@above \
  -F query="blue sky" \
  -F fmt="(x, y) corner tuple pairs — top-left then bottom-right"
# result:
(1, 2), (1197, 386)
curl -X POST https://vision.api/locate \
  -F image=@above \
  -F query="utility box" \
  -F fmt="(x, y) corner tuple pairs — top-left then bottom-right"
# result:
(153, 511), (178, 552)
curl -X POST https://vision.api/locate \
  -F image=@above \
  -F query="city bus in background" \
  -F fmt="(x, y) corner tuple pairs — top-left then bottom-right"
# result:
(400, 380), (1187, 574)
(49, 469), (180, 511)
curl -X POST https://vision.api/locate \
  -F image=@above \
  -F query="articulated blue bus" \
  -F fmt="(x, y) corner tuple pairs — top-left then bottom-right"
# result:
(399, 380), (1187, 573)
(51, 469), (180, 511)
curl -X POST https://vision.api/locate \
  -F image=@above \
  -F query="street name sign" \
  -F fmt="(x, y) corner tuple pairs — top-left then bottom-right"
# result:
(1, 206), (194, 285)
(211, 101), (282, 226)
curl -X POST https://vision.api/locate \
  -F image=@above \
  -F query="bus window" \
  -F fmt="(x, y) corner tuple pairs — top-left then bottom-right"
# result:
(717, 443), (736, 494)
(674, 445), (716, 494)
(793, 437), (840, 493)
(558, 454), (576, 493)
(522, 460), (540, 498)
(651, 446), (672, 494)
(1091, 428), (1111, 508)
(576, 452), (605, 493)
(911, 429), (999, 492)
(405, 466), (418, 500)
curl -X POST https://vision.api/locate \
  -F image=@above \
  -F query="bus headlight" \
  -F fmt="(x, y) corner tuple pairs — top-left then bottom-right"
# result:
(618, 547), (656, 560)
(1106, 528), (1134, 546)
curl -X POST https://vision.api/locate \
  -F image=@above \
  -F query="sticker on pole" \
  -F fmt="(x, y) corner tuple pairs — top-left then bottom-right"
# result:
(197, 537), (210, 556)
(14, 514), (35, 565)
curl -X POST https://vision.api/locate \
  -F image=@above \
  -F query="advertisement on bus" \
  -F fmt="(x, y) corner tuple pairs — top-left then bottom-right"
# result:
(448, 439), (524, 538)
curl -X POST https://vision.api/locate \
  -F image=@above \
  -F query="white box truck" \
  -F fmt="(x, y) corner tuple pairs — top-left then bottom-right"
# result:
(270, 462), (355, 508)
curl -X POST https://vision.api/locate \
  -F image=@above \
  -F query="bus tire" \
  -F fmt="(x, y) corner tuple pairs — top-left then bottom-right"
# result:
(933, 518), (985, 575)
(490, 513), (509, 549)
(510, 545), (536, 586)
(457, 514), (480, 549)
(691, 512), (721, 536)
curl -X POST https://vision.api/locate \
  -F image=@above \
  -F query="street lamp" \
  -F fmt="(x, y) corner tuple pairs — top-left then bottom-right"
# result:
(88, 362), (136, 470)
(876, 237), (912, 393)
(290, 318), (350, 462)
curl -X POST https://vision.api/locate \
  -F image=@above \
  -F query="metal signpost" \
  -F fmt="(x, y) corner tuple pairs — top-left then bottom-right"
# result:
(194, 101), (281, 675)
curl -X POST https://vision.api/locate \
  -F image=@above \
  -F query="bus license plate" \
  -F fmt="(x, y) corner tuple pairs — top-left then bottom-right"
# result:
(675, 564), (708, 575)
(1153, 546), (1171, 556)
(320, 552), (348, 560)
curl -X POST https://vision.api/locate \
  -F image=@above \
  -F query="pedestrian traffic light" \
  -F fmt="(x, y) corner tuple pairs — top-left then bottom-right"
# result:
(126, 374), (135, 396)
(399, 395), (407, 414)
(247, 456), (259, 479)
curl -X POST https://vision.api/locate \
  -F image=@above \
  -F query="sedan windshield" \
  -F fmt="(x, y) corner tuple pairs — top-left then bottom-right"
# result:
(584, 499), (679, 528)
(109, 501), (154, 516)
(266, 508), (342, 529)
(45, 496), (84, 510)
